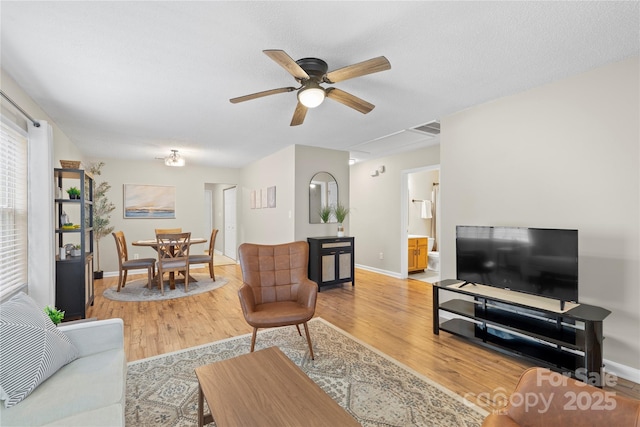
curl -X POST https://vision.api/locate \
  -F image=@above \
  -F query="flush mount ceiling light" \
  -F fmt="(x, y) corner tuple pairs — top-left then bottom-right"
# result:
(164, 149), (185, 167)
(297, 81), (325, 108)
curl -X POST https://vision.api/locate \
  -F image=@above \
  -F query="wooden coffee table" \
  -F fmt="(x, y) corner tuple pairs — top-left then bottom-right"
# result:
(195, 346), (360, 426)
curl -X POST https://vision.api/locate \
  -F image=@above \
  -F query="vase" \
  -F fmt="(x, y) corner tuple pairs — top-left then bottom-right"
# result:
(337, 223), (345, 237)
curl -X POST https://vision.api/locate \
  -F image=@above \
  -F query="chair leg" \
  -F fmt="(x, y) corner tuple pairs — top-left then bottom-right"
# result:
(295, 324), (302, 336)
(250, 328), (258, 352)
(117, 270), (124, 292)
(146, 266), (153, 289)
(122, 271), (128, 288)
(184, 268), (189, 293)
(158, 271), (164, 295)
(303, 322), (314, 360)
(209, 261), (215, 281)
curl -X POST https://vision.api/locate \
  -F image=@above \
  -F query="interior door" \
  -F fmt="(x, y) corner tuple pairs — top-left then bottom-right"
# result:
(204, 189), (213, 243)
(223, 187), (237, 260)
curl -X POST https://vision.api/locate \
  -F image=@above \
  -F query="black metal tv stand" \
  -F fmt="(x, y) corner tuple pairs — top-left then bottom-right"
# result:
(432, 279), (611, 386)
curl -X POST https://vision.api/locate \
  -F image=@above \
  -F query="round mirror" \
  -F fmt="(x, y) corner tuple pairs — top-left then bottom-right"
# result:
(309, 172), (338, 224)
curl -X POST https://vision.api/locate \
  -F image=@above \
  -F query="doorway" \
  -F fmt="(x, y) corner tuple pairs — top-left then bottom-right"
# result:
(400, 165), (440, 282)
(223, 186), (237, 260)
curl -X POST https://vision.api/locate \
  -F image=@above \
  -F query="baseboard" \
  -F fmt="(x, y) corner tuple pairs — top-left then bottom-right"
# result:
(354, 264), (402, 279)
(604, 359), (640, 384)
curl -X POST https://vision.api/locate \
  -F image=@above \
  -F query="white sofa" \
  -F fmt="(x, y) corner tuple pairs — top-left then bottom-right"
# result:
(0, 318), (127, 426)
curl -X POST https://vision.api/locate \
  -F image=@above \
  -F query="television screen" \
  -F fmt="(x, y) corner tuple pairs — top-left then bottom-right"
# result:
(456, 226), (578, 303)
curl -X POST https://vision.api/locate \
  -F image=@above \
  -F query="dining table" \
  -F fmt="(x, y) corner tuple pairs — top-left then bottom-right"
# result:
(132, 237), (207, 290)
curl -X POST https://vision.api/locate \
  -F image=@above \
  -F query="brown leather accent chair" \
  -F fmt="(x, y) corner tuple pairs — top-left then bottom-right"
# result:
(237, 241), (318, 359)
(112, 231), (156, 292)
(482, 367), (640, 427)
(189, 229), (218, 280)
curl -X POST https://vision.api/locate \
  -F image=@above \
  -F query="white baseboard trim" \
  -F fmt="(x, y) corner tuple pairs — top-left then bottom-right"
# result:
(354, 264), (402, 279)
(604, 359), (640, 384)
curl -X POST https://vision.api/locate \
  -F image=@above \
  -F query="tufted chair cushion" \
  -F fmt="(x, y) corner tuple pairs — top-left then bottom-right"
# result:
(237, 241), (318, 358)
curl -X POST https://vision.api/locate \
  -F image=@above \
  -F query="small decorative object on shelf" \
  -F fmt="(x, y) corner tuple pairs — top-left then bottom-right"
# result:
(71, 245), (82, 257)
(333, 202), (349, 237)
(44, 306), (65, 325)
(66, 186), (81, 199)
(59, 160), (81, 169)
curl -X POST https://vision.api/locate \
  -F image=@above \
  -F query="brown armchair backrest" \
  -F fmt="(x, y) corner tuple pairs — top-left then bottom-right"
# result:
(238, 241), (310, 305)
(482, 367), (640, 427)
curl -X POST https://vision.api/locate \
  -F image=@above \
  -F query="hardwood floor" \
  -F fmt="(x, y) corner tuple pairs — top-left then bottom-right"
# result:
(88, 264), (640, 411)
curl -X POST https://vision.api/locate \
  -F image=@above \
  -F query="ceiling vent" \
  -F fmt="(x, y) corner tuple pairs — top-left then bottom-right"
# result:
(412, 120), (440, 135)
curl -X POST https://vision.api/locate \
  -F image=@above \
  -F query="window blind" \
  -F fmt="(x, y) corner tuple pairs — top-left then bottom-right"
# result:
(0, 120), (28, 299)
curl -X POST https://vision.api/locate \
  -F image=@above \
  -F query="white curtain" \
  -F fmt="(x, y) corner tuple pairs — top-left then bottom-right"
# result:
(430, 184), (439, 251)
(27, 121), (54, 307)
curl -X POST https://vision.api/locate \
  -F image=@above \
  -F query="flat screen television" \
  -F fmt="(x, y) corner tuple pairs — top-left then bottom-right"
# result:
(456, 226), (578, 304)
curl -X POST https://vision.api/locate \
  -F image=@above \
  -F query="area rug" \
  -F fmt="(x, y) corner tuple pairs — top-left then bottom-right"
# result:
(103, 273), (228, 302)
(126, 318), (487, 426)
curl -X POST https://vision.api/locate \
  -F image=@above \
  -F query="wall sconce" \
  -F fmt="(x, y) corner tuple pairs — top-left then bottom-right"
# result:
(370, 165), (385, 177)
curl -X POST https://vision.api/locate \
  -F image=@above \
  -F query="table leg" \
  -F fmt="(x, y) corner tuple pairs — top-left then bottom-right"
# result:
(198, 383), (204, 427)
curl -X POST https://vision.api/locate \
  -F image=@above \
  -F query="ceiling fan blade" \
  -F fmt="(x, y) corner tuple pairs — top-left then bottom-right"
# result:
(263, 49), (310, 80)
(290, 102), (308, 126)
(324, 56), (391, 83)
(326, 88), (375, 114)
(229, 87), (296, 104)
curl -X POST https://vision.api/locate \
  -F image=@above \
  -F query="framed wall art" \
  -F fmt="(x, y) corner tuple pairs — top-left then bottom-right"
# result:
(124, 184), (176, 218)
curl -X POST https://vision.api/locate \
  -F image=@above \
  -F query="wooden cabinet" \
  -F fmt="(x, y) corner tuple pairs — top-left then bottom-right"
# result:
(307, 237), (354, 291)
(54, 168), (94, 320)
(408, 237), (428, 272)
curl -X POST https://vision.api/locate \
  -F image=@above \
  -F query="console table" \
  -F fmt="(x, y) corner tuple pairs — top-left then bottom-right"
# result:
(432, 279), (611, 386)
(307, 236), (354, 291)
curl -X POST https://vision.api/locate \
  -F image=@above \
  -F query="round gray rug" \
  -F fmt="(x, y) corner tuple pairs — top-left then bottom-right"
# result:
(103, 273), (228, 302)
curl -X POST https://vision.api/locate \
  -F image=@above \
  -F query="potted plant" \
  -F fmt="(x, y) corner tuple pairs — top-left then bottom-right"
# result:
(44, 306), (65, 325)
(88, 162), (115, 279)
(318, 205), (332, 223)
(71, 244), (82, 257)
(66, 186), (81, 199)
(332, 202), (350, 237)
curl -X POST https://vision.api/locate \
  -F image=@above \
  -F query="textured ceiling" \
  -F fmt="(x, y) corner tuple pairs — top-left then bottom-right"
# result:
(1, 1), (638, 167)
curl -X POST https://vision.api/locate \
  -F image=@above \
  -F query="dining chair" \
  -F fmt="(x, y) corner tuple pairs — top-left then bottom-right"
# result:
(188, 229), (218, 280)
(112, 231), (156, 292)
(156, 232), (191, 294)
(155, 228), (182, 234)
(237, 241), (318, 359)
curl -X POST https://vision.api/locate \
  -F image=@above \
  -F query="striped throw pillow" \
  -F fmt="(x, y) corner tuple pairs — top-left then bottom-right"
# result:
(0, 292), (79, 408)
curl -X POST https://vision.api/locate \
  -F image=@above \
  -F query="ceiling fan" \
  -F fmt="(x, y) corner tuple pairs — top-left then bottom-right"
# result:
(230, 50), (391, 126)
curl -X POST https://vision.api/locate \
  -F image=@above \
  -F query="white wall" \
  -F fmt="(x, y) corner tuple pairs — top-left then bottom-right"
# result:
(239, 145), (296, 245)
(440, 57), (640, 374)
(350, 145), (440, 275)
(294, 145), (350, 241)
(238, 144), (350, 246)
(408, 169), (439, 238)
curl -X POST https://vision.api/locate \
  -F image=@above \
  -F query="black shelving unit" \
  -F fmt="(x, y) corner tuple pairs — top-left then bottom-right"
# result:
(54, 168), (94, 320)
(432, 279), (611, 386)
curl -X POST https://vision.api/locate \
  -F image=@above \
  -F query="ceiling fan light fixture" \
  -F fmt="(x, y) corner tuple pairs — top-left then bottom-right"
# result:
(297, 81), (325, 108)
(164, 149), (185, 167)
